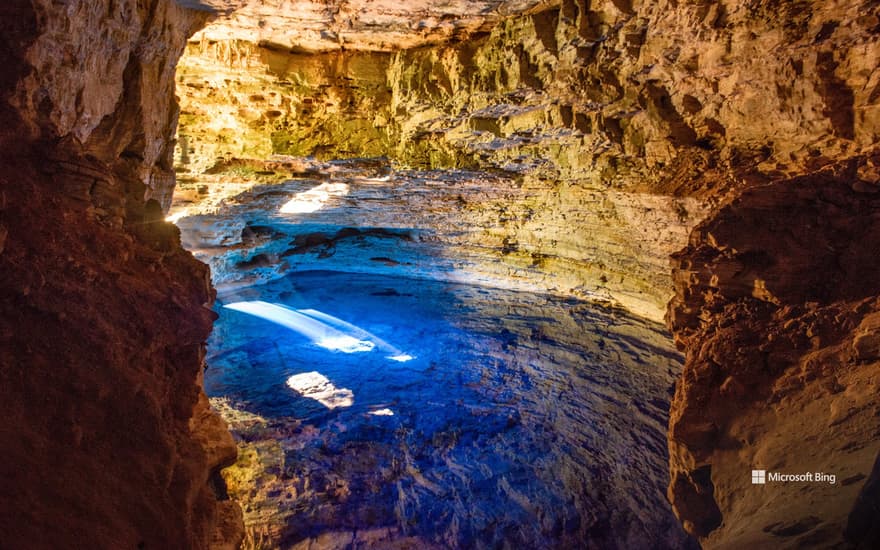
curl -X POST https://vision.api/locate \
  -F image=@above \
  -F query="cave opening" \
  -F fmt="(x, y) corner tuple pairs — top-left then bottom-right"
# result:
(166, 6), (699, 549)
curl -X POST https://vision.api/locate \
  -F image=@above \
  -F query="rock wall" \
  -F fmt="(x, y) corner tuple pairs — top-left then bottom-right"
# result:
(174, 5), (718, 320)
(0, 1), (242, 547)
(174, 0), (880, 547)
(667, 164), (880, 548)
(174, 0), (880, 327)
(176, 40), (394, 173)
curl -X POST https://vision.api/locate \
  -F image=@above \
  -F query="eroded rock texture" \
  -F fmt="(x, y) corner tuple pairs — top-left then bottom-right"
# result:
(173, 0), (880, 547)
(5, 0), (876, 546)
(172, 160), (706, 322)
(174, 10), (720, 320)
(667, 164), (880, 548)
(0, 1), (242, 547)
(182, 0), (556, 52)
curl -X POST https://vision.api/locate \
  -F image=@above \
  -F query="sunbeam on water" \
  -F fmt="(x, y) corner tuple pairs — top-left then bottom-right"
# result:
(206, 271), (695, 550)
(312, 335), (374, 353)
(224, 300), (413, 359)
(296, 308), (413, 361)
(286, 371), (354, 409)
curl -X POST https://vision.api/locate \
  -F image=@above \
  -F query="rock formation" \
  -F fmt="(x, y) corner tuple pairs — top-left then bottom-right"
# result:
(174, 0), (880, 547)
(183, 0), (557, 53)
(668, 166), (880, 547)
(174, 11), (717, 320)
(2, 0), (879, 547)
(0, 1), (242, 548)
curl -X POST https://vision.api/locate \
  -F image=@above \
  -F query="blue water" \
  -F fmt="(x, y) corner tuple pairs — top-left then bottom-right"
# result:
(206, 270), (695, 549)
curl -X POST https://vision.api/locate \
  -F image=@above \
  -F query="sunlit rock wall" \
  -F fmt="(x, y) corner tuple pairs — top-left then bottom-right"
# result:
(174, 0), (880, 546)
(175, 2), (719, 321)
(176, 40), (394, 174)
(0, 0), (242, 547)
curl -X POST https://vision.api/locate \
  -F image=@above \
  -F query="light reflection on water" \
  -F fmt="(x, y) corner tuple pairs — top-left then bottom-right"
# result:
(206, 270), (696, 550)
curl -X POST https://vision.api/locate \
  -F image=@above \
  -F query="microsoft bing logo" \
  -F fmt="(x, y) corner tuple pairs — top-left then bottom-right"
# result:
(752, 470), (766, 484)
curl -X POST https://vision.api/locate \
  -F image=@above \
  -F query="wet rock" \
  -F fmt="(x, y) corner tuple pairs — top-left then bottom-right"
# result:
(290, 231), (333, 250)
(370, 257), (400, 266)
(241, 224), (281, 246)
(235, 253), (278, 270)
(173, 162), (704, 320)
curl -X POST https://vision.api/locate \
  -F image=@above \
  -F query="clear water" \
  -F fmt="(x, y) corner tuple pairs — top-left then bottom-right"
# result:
(206, 270), (695, 549)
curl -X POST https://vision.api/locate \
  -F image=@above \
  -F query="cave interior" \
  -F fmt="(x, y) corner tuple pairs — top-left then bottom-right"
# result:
(1, 0), (880, 549)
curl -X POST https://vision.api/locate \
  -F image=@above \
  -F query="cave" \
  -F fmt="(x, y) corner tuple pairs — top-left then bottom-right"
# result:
(1, 1), (879, 549)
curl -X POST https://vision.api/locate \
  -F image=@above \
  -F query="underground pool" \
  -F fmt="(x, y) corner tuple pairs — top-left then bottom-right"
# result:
(173, 160), (697, 549)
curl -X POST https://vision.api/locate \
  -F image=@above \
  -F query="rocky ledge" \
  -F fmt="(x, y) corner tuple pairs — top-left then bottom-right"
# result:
(180, 0), (556, 52)
(172, 158), (707, 321)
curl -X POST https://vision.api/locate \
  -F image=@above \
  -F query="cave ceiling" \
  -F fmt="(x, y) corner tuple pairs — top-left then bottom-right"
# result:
(175, 0), (560, 51)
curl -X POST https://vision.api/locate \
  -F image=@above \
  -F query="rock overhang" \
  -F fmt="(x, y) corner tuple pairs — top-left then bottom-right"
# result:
(177, 0), (561, 52)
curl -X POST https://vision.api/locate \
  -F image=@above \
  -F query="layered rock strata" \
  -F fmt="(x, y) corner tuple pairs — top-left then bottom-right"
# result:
(0, 0), (242, 547)
(173, 6), (725, 320)
(174, 0), (880, 547)
(172, 160), (707, 321)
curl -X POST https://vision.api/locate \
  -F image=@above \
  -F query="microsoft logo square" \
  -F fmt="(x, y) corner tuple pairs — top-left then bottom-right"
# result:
(752, 470), (766, 484)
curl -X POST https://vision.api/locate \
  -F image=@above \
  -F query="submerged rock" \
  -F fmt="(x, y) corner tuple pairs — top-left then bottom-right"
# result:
(207, 271), (696, 550)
